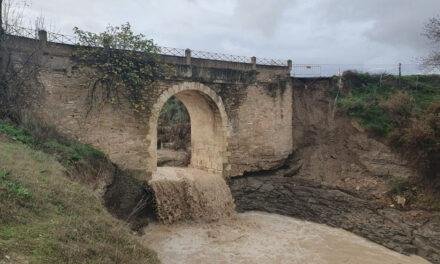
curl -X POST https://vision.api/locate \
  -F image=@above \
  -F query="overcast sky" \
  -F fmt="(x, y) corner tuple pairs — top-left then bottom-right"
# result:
(18, 0), (440, 70)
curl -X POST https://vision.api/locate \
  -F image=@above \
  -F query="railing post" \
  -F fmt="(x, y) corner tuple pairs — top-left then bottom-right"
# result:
(398, 62), (402, 88)
(38, 30), (47, 45)
(251, 56), (256, 70)
(185, 49), (191, 65)
(287, 59), (292, 71)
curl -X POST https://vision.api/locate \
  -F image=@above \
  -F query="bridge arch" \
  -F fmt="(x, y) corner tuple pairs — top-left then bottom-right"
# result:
(146, 82), (231, 177)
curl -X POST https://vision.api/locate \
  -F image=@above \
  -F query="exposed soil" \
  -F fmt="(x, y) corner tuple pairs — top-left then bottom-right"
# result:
(104, 167), (156, 231)
(229, 78), (440, 263)
(289, 78), (414, 203)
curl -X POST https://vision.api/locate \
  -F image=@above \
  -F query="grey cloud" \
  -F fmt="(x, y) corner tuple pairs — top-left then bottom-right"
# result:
(233, 0), (293, 37)
(18, 0), (440, 66)
(318, 0), (440, 50)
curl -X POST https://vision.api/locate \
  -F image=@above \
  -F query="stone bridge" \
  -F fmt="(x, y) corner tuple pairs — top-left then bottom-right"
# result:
(2, 32), (294, 179)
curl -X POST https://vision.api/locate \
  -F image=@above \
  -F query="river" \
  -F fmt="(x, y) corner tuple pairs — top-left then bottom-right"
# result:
(143, 211), (429, 264)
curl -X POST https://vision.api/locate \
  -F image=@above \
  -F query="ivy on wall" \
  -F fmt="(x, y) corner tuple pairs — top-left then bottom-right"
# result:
(73, 23), (166, 113)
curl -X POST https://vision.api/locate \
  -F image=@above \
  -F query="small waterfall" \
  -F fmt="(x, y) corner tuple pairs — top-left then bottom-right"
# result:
(149, 167), (236, 224)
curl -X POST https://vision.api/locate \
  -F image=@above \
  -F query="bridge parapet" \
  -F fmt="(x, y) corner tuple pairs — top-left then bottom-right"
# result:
(4, 26), (291, 80)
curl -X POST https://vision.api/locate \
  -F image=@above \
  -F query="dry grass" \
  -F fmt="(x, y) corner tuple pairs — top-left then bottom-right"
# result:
(380, 91), (415, 126)
(397, 102), (440, 183)
(0, 139), (159, 264)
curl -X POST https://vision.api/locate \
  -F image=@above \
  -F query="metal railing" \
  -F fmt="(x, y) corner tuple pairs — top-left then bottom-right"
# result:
(47, 31), (78, 45)
(158, 46), (186, 57)
(256, 57), (287, 67)
(192, 49), (250, 64)
(4, 24), (37, 39)
(292, 63), (439, 77)
(4, 23), (288, 67)
(292, 64), (322, 77)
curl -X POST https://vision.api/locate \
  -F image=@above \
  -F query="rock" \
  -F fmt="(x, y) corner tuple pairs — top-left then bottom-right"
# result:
(395, 195), (407, 207)
(229, 173), (440, 264)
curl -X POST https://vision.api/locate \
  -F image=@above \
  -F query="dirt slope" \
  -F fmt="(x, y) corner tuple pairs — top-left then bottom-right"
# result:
(0, 135), (159, 264)
(291, 78), (415, 202)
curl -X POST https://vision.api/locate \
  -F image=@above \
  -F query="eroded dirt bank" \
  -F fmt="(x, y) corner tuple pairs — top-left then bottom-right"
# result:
(143, 211), (429, 264)
(230, 78), (440, 263)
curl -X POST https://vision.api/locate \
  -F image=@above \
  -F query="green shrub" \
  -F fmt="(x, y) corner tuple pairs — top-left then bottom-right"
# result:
(0, 122), (35, 145)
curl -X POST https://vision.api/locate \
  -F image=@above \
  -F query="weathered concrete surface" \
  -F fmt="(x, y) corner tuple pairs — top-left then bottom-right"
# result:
(3, 35), (293, 179)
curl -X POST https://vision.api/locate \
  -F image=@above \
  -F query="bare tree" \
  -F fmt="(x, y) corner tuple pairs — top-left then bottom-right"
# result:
(423, 15), (440, 70)
(1, 0), (30, 30)
(0, 0), (44, 122)
(1, 0), (4, 34)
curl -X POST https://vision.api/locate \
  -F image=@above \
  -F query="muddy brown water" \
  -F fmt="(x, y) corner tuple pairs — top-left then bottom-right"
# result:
(147, 168), (429, 263)
(149, 167), (235, 224)
(143, 211), (430, 264)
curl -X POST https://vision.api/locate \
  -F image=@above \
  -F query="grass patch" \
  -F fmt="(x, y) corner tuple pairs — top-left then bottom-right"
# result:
(0, 122), (34, 145)
(400, 75), (440, 111)
(0, 170), (32, 201)
(339, 97), (393, 136)
(339, 73), (440, 134)
(338, 72), (399, 136)
(0, 139), (158, 263)
(42, 139), (104, 165)
(0, 121), (104, 166)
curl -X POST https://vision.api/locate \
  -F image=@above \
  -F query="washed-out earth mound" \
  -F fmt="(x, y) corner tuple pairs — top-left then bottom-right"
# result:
(143, 211), (429, 264)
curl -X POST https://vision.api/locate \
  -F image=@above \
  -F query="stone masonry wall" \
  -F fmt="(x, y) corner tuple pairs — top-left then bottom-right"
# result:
(3, 35), (294, 179)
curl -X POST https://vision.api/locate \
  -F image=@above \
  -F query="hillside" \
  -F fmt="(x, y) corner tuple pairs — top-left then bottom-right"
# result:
(0, 124), (159, 264)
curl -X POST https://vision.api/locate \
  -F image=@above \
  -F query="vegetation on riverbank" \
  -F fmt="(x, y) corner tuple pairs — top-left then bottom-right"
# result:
(0, 122), (159, 264)
(337, 72), (440, 189)
(0, 120), (104, 166)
